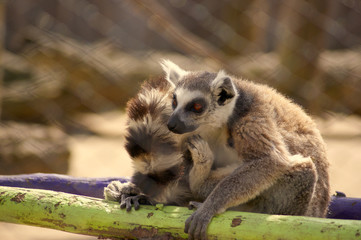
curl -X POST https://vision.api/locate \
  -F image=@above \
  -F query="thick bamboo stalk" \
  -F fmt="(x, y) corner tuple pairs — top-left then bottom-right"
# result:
(0, 186), (360, 239)
(1, 173), (361, 220)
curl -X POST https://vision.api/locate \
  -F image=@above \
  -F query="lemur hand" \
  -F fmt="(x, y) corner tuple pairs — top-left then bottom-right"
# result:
(104, 181), (153, 211)
(185, 201), (215, 240)
(186, 135), (213, 165)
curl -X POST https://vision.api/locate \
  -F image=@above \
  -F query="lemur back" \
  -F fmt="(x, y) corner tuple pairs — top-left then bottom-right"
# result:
(228, 79), (329, 216)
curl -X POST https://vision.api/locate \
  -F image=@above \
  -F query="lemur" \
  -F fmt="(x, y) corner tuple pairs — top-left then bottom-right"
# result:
(104, 60), (330, 240)
(104, 76), (214, 209)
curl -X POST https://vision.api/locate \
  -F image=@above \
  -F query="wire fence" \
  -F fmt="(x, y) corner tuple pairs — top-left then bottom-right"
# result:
(1, 0), (361, 174)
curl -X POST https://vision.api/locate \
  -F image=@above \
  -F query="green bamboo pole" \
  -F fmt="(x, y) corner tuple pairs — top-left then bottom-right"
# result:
(0, 186), (360, 239)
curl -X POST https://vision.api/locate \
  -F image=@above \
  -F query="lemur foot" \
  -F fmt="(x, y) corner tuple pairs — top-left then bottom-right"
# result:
(186, 135), (213, 165)
(104, 181), (153, 211)
(120, 193), (150, 211)
(185, 201), (214, 240)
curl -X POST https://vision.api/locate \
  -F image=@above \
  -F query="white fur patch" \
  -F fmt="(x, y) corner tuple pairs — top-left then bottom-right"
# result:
(139, 88), (168, 105)
(160, 59), (188, 87)
(289, 154), (313, 165)
(211, 70), (229, 89)
(206, 96), (237, 128)
(209, 70), (239, 127)
(174, 88), (204, 110)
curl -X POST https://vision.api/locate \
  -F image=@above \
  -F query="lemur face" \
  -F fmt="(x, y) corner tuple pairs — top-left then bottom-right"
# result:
(167, 88), (209, 134)
(161, 60), (238, 134)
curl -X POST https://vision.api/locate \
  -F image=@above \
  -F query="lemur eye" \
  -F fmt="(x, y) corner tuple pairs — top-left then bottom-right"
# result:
(172, 94), (177, 109)
(191, 103), (203, 113)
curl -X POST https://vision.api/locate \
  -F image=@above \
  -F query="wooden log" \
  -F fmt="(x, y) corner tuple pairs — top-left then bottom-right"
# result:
(0, 186), (361, 239)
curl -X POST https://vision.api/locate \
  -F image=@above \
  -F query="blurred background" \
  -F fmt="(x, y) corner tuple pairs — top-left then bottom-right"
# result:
(0, 0), (360, 239)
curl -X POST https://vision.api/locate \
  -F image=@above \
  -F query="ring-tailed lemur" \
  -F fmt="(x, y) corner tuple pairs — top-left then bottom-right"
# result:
(105, 60), (330, 240)
(104, 77), (214, 208)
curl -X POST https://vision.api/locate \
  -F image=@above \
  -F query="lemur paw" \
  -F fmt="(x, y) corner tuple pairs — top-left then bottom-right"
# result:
(120, 194), (151, 211)
(185, 202), (214, 240)
(186, 135), (213, 165)
(104, 181), (153, 211)
(104, 181), (140, 201)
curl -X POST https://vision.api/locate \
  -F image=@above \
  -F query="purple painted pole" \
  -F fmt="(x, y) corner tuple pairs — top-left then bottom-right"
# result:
(328, 192), (361, 220)
(0, 173), (360, 220)
(0, 173), (128, 199)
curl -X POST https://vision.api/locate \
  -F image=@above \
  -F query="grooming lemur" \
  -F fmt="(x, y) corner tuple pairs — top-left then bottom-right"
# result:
(104, 76), (213, 208)
(104, 60), (330, 240)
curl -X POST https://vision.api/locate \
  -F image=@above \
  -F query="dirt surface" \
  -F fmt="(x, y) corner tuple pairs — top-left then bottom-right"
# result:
(1, 111), (361, 239)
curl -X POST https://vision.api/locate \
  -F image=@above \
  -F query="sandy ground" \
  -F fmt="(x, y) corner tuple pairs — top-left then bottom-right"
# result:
(1, 111), (361, 239)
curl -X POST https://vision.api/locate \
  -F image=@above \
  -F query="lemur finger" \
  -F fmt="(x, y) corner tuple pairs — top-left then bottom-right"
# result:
(200, 223), (208, 240)
(125, 197), (133, 211)
(131, 195), (145, 210)
(189, 134), (202, 143)
(133, 197), (140, 210)
(186, 134), (202, 148)
(187, 222), (197, 240)
(193, 134), (202, 141)
(120, 194), (129, 209)
(186, 139), (196, 149)
(193, 222), (203, 240)
(184, 214), (194, 233)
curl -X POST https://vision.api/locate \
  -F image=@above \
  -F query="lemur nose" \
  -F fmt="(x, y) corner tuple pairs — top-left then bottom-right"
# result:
(167, 115), (179, 132)
(167, 120), (177, 131)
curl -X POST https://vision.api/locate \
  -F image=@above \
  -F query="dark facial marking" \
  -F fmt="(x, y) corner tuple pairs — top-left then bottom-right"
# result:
(185, 98), (207, 114)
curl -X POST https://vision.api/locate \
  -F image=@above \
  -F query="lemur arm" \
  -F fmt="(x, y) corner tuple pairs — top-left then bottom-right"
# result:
(186, 135), (239, 201)
(185, 115), (292, 239)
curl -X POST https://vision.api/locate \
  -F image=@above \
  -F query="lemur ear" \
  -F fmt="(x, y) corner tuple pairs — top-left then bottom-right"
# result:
(160, 59), (188, 88)
(211, 70), (237, 106)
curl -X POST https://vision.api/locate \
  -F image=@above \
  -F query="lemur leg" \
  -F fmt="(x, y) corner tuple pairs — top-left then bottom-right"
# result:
(239, 155), (317, 215)
(104, 181), (154, 211)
